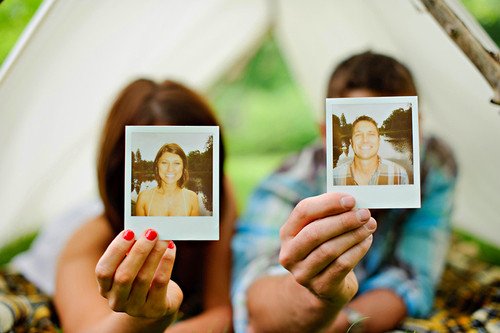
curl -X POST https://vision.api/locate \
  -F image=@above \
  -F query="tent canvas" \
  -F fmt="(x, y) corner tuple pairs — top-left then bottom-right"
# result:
(1, 0), (499, 247)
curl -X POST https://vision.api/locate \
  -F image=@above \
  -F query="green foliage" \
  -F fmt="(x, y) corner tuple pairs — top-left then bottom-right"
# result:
(460, 0), (500, 47)
(0, 0), (44, 65)
(0, 232), (38, 266)
(209, 36), (320, 156)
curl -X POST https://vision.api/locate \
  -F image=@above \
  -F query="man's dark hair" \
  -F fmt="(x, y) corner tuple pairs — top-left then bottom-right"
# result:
(352, 115), (379, 137)
(327, 51), (418, 98)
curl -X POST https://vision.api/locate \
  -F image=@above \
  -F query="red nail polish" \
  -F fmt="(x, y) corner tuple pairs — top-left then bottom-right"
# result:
(145, 229), (157, 241)
(123, 230), (134, 241)
(168, 241), (175, 249)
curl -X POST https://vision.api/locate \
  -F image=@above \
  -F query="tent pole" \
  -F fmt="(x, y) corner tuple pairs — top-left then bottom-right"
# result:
(421, 0), (500, 106)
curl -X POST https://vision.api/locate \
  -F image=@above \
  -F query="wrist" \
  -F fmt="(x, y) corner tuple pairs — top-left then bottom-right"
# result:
(343, 306), (367, 333)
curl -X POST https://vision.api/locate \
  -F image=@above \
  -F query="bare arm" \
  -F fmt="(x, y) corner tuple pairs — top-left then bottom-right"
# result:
(55, 217), (182, 333)
(136, 191), (147, 216)
(189, 190), (200, 216)
(329, 289), (406, 332)
(246, 193), (376, 333)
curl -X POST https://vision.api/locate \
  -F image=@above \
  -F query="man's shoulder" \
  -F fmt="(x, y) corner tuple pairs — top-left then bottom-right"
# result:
(276, 143), (325, 174)
(255, 142), (325, 200)
(423, 136), (457, 178)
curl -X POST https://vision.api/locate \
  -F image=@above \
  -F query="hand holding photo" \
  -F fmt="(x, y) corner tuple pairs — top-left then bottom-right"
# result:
(326, 96), (420, 208)
(125, 125), (220, 240)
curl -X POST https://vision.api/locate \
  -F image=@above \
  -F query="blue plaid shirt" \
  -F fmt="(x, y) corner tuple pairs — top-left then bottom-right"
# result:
(231, 137), (457, 332)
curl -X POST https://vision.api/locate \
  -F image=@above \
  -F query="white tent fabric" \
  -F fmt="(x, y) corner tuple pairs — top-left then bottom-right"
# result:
(1, 0), (499, 247)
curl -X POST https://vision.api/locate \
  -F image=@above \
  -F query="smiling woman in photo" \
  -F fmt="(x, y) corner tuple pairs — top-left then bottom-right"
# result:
(135, 143), (199, 217)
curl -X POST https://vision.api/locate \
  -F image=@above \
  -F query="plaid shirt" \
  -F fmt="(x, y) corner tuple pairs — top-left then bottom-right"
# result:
(231, 137), (457, 332)
(332, 157), (409, 185)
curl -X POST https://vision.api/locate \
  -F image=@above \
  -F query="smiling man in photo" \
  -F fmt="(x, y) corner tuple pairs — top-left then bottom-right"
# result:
(333, 115), (409, 185)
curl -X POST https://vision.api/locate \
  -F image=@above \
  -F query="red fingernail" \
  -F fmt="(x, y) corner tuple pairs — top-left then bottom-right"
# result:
(145, 229), (157, 241)
(123, 230), (135, 241)
(168, 241), (175, 249)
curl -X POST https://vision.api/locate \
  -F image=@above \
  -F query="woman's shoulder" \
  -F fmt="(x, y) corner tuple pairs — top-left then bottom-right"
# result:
(60, 215), (114, 260)
(184, 188), (198, 200)
(137, 187), (155, 201)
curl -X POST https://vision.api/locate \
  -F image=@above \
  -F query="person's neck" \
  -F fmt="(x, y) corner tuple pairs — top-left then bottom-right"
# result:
(158, 183), (181, 195)
(352, 156), (379, 184)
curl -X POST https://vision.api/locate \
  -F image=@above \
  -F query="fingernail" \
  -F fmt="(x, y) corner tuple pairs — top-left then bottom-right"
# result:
(356, 209), (370, 222)
(364, 234), (373, 243)
(145, 229), (157, 241)
(168, 241), (175, 249)
(363, 218), (377, 232)
(340, 196), (355, 209)
(122, 230), (135, 241)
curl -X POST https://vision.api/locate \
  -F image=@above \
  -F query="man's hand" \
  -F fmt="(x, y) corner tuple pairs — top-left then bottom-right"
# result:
(279, 192), (376, 306)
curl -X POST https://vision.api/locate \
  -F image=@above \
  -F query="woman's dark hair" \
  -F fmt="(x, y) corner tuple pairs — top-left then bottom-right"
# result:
(153, 143), (189, 189)
(97, 79), (224, 234)
(327, 51), (418, 98)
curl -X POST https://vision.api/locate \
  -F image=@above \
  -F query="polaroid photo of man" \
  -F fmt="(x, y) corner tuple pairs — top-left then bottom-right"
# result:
(326, 96), (420, 209)
(124, 126), (220, 240)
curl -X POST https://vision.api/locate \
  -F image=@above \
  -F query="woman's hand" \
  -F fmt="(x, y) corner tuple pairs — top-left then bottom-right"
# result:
(95, 229), (183, 325)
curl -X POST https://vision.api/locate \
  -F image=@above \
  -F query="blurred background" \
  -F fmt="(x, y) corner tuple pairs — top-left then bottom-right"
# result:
(0, 0), (499, 263)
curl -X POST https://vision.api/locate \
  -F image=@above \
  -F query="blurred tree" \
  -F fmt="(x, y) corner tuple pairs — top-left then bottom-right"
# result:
(380, 107), (412, 133)
(135, 149), (142, 162)
(461, 0), (500, 47)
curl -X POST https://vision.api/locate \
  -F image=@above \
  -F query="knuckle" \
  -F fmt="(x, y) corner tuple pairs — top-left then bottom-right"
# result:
(313, 243), (331, 262)
(359, 235), (373, 252)
(133, 244), (150, 258)
(337, 212), (355, 231)
(152, 242), (168, 256)
(279, 249), (291, 268)
(160, 251), (175, 265)
(292, 199), (311, 221)
(95, 265), (111, 281)
(114, 270), (133, 286)
(279, 225), (287, 241)
(134, 271), (150, 286)
(333, 256), (353, 273)
(293, 269), (310, 286)
(301, 224), (322, 245)
(109, 298), (125, 312)
(152, 273), (169, 287)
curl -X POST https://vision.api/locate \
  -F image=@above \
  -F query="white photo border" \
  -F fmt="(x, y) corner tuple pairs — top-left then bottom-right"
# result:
(326, 96), (421, 209)
(125, 125), (220, 240)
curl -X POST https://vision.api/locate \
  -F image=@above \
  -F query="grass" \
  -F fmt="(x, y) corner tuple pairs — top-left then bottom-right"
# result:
(0, 231), (38, 266)
(453, 229), (500, 265)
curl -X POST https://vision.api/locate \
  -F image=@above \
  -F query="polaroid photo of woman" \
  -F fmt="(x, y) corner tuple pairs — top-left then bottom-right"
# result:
(125, 126), (220, 240)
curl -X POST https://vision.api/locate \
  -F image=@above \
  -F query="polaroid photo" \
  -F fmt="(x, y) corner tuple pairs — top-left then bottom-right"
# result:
(125, 126), (220, 240)
(326, 96), (420, 209)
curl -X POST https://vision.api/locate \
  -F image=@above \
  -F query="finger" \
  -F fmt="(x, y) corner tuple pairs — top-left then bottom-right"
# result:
(283, 209), (372, 265)
(108, 229), (159, 310)
(128, 240), (169, 306)
(311, 233), (373, 297)
(280, 192), (356, 240)
(290, 218), (376, 283)
(146, 241), (177, 312)
(95, 229), (135, 295)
